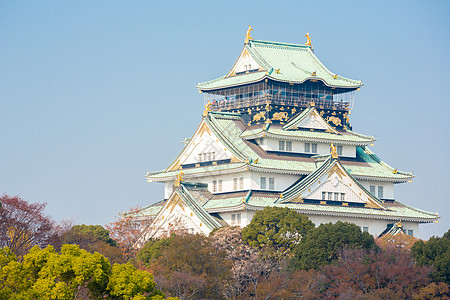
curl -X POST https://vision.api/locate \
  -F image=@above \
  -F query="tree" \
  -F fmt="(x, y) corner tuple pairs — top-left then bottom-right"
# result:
(411, 229), (450, 284)
(138, 233), (232, 299)
(292, 221), (375, 270)
(0, 244), (164, 299)
(59, 224), (125, 265)
(107, 207), (153, 260)
(61, 224), (117, 247)
(241, 207), (314, 251)
(0, 195), (57, 257)
(320, 247), (432, 299)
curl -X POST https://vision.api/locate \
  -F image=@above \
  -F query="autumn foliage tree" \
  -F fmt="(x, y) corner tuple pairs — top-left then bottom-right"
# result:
(138, 233), (231, 299)
(107, 207), (153, 260)
(0, 195), (57, 257)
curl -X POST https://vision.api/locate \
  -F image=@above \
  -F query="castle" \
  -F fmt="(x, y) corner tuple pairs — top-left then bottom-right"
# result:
(135, 28), (438, 244)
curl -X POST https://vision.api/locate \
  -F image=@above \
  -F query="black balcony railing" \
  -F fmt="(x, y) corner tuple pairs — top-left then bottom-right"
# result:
(207, 94), (349, 112)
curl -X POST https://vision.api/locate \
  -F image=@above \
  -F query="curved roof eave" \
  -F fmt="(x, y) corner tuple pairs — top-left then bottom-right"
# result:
(197, 74), (362, 92)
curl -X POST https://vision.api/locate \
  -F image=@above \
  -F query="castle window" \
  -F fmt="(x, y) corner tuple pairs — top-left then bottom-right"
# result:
(305, 143), (310, 153)
(218, 180), (222, 192)
(337, 145), (343, 156)
(231, 213), (241, 225)
(407, 229), (414, 236)
(286, 141), (292, 151)
(311, 143), (318, 153)
(260, 177), (267, 189)
(212, 180), (217, 193)
(279, 141), (285, 151)
(378, 186), (384, 198)
(370, 185), (376, 195)
(340, 193), (345, 201)
(322, 192), (326, 200)
(269, 178), (275, 190)
(362, 227), (369, 233)
(233, 178), (238, 190)
(239, 177), (244, 189)
(334, 192), (340, 201)
(327, 192), (332, 201)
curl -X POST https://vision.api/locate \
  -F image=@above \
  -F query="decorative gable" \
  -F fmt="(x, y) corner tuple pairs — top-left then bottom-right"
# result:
(226, 48), (264, 77)
(166, 120), (240, 172)
(136, 185), (221, 244)
(283, 105), (339, 133)
(279, 157), (386, 210)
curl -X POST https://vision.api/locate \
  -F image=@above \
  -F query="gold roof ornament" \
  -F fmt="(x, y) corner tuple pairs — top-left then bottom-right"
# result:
(174, 171), (184, 187)
(330, 143), (338, 159)
(203, 101), (212, 117)
(393, 168), (398, 174)
(245, 25), (254, 44)
(305, 32), (313, 50)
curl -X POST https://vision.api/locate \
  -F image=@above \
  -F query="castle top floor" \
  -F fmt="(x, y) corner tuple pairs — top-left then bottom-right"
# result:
(197, 29), (363, 127)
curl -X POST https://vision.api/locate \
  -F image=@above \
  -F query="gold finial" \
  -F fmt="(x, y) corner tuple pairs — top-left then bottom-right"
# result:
(397, 221), (402, 228)
(330, 143), (338, 159)
(203, 101), (212, 117)
(275, 69), (280, 74)
(305, 32), (312, 49)
(245, 25), (254, 44)
(333, 74), (338, 79)
(174, 171), (184, 187)
(254, 158), (259, 164)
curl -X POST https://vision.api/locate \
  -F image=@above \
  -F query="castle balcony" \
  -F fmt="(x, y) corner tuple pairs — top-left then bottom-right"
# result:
(205, 93), (350, 112)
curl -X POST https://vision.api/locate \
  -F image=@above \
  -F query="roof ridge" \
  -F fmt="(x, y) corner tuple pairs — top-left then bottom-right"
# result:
(251, 39), (311, 49)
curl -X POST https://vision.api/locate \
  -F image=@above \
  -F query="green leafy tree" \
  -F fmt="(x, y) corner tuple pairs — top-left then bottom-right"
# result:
(59, 224), (124, 264)
(61, 224), (117, 247)
(411, 229), (450, 284)
(292, 221), (375, 270)
(108, 263), (164, 299)
(0, 244), (163, 299)
(241, 207), (314, 251)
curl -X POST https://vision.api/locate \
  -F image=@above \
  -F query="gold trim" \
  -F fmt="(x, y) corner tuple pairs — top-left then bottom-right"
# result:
(245, 25), (254, 44)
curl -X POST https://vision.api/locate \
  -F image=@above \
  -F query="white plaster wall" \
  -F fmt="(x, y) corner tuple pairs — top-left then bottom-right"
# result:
(222, 209), (420, 237)
(234, 53), (261, 73)
(164, 181), (174, 199)
(183, 129), (230, 164)
(250, 171), (300, 191)
(260, 137), (356, 158)
(201, 171), (252, 194)
(359, 181), (395, 200)
(219, 210), (253, 228)
(148, 200), (209, 240)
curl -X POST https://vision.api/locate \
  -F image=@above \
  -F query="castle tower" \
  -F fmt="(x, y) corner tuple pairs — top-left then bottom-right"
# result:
(136, 29), (438, 243)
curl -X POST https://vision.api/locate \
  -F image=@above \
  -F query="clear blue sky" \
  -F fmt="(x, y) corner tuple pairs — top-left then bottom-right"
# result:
(1, 1), (449, 239)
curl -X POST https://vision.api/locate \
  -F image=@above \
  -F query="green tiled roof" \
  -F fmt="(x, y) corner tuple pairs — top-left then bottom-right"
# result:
(241, 126), (375, 145)
(198, 39), (362, 91)
(176, 184), (222, 230)
(146, 113), (412, 182)
(204, 192), (437, 222)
